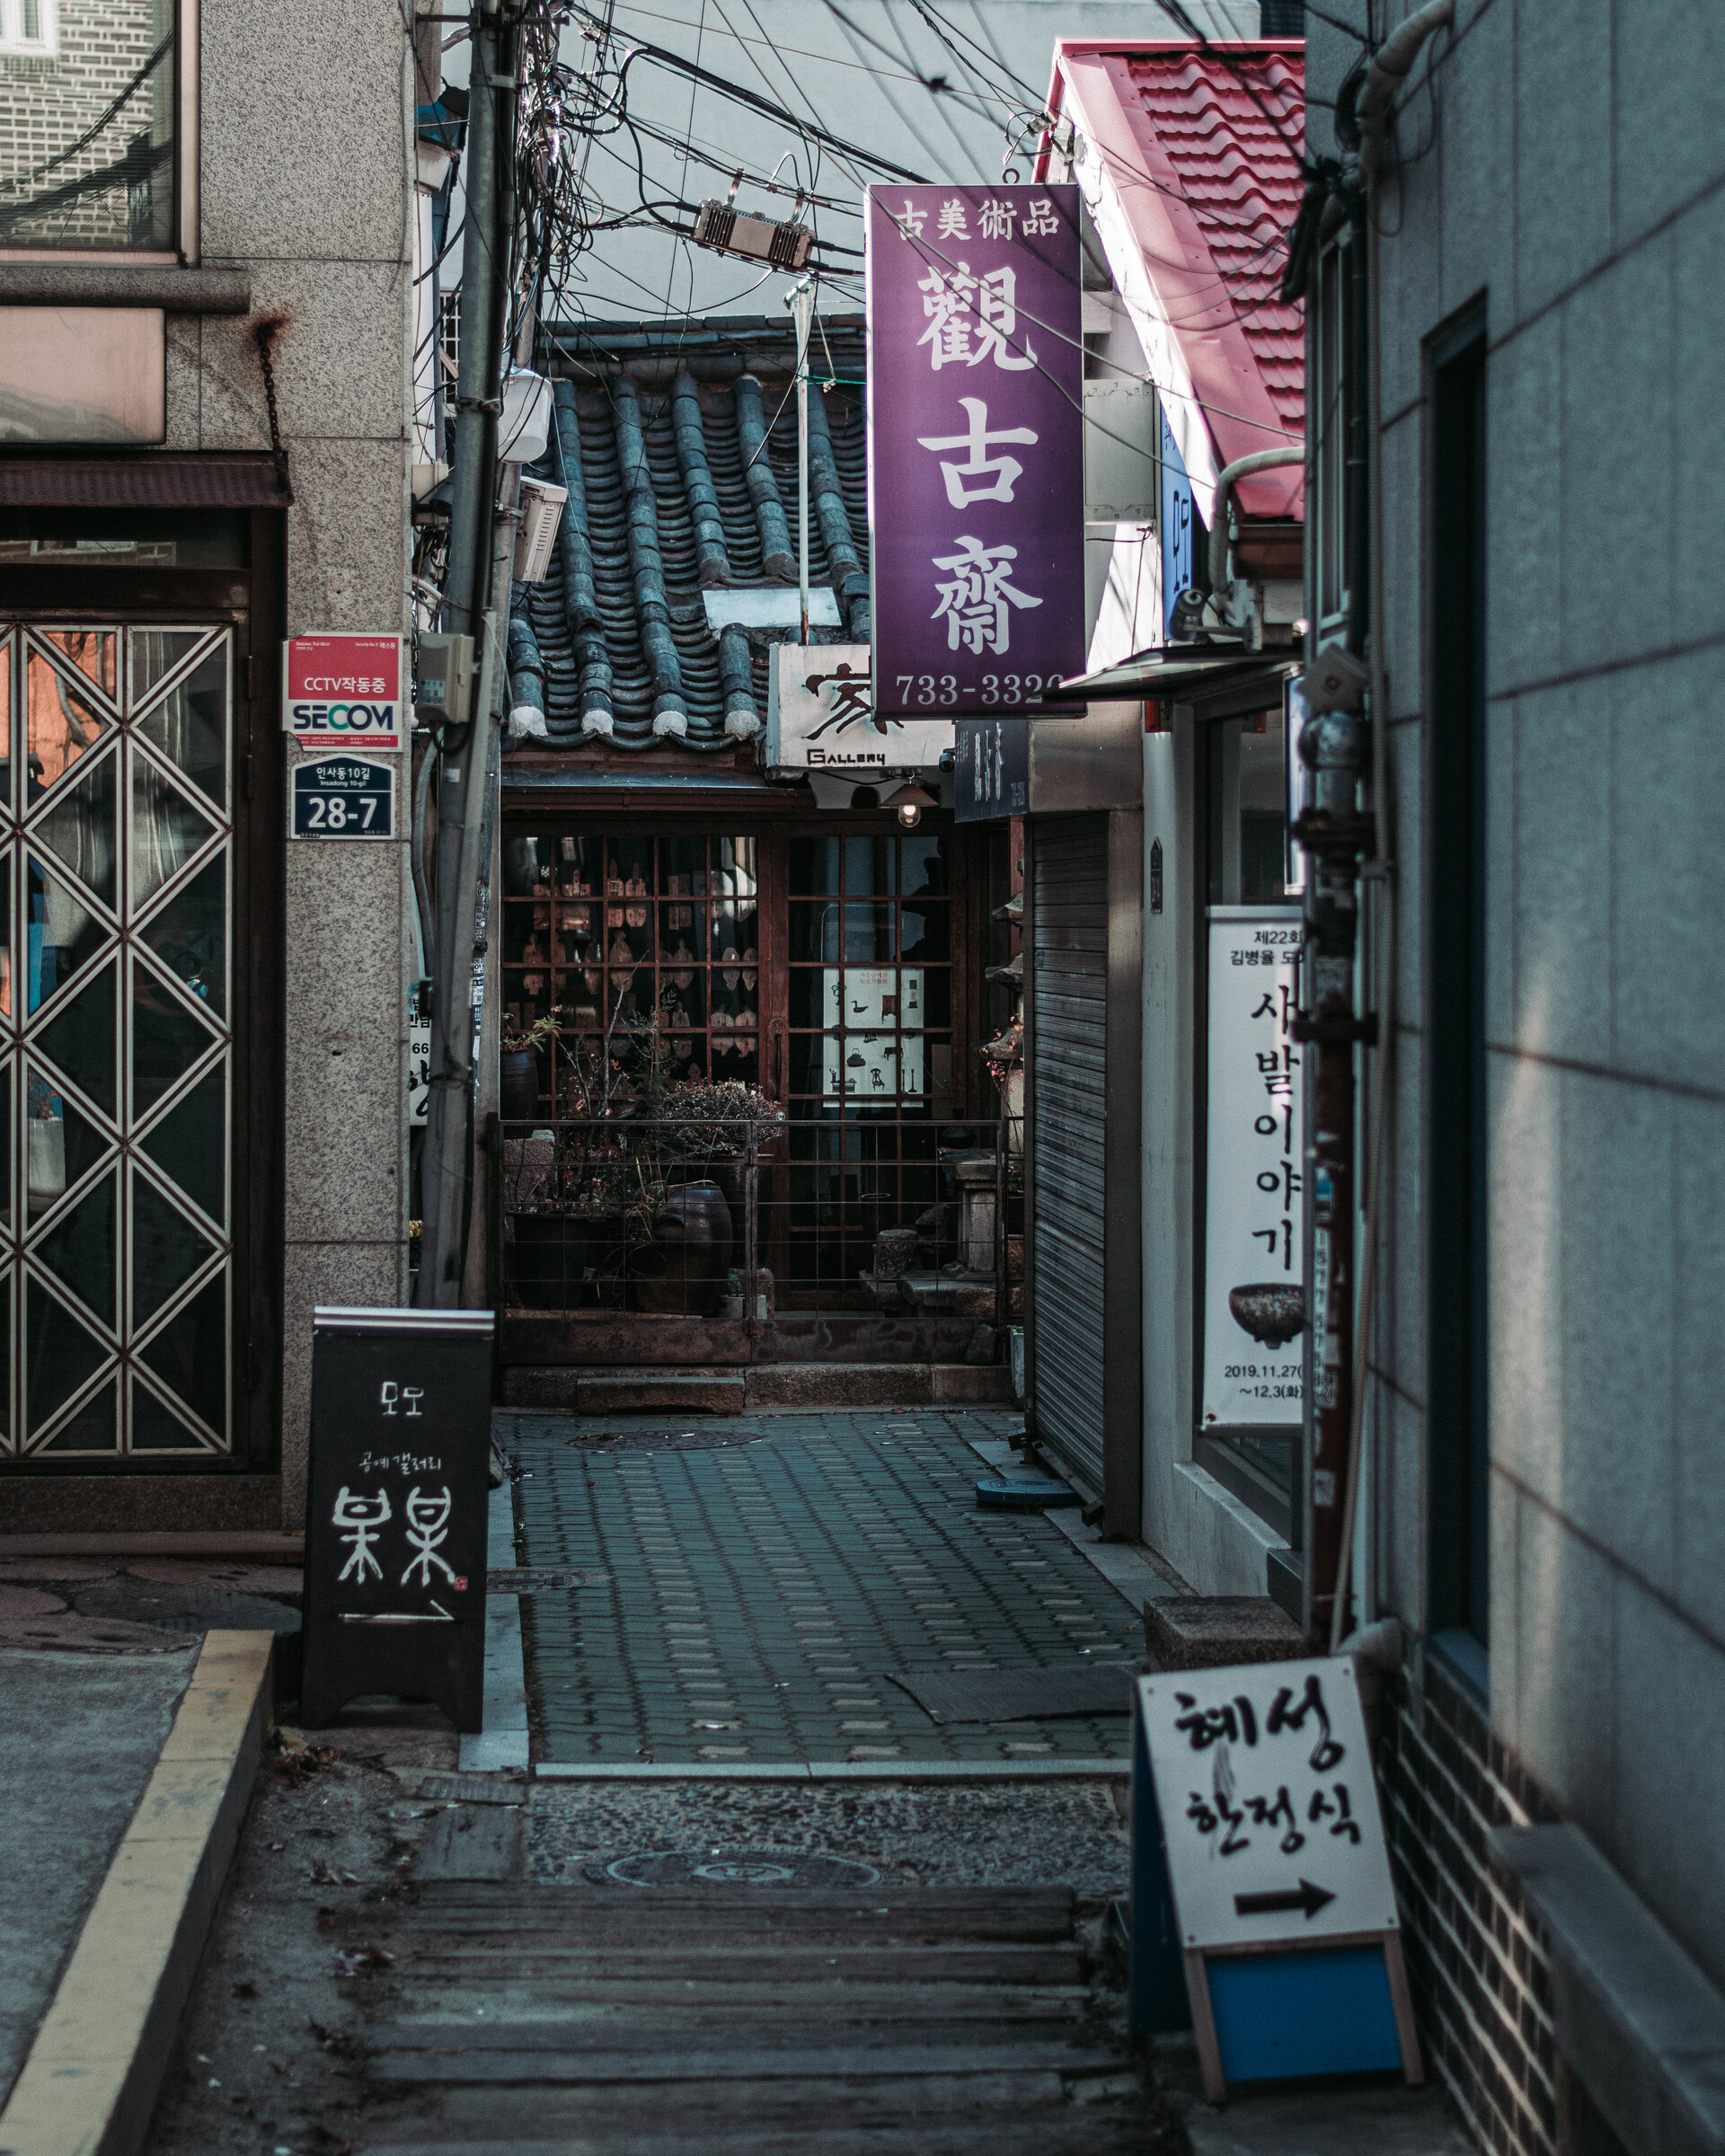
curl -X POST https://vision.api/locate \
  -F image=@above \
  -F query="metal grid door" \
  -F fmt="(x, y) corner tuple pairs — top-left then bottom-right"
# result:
(0, 624), (234, 1459)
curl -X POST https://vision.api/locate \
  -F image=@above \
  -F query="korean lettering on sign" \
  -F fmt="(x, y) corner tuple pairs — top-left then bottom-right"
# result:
(1202, 908), (1305, 1427)
(866, 185), (1084, 718)
(1139, 1657), (1400, 1951)
(301, 1310), (492, 1732)
(290, 757), (395, 840)
(282, 633), (406, 751)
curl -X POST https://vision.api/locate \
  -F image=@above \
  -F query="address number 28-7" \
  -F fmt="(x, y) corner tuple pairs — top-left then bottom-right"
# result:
(304, 793), (379, 831)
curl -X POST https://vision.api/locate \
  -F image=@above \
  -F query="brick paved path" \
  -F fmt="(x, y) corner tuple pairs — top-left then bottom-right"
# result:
(502, 1409), (1143, 1767)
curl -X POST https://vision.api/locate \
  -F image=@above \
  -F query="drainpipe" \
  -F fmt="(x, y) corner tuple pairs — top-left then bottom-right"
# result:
(1358, 0), (1453, 181)
(1207, 446), (1305, 624)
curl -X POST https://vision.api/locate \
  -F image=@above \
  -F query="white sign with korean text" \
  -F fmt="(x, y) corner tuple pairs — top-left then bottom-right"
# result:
(1140, 1658), (1400, 1952)
(1203, 906), (1305, 1427)
(820, 967), (924, 1098)
(767, 645), (953, 772)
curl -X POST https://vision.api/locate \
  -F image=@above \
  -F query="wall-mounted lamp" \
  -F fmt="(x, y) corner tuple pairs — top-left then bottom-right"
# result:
(885, 782), (935, 831)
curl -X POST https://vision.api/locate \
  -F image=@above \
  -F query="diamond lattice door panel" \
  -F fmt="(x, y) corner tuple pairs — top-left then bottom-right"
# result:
(1, 627), (234, 1458)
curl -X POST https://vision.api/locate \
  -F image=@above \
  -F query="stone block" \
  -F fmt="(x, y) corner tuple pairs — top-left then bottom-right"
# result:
(896, 1268), (997, 1318)
(1486, 1051), (1563, 1506)
(199, 0), (407, 262)
(0, 1477), (281, 1535)
(281, 437), (410, 639)
(575, 1370), (746, 1416)
(745, 1364), (934, 1409)
(1675, 188), (1725, 650)
(1142, 1595), (1305, 1672)
(1557, 1069), (1676, 1596)
(280, 1240), (405, 1522)
(1613, 646), (1725, 1094)
(1510, 674), (1611, 1065)
(1613, 0), (1725, 252)
(1614, 1580), (1725, 2000)
(1487, 307), (1562, 697)
(1674, 1094), (1725, 1644)
(500, 1366), (579, 1412)
(1513, 0), (1612, 321)
(196, 260), (412, 447)
(1511, 1495), (1617, 1844)
(931, 1364), (1013, 1404)
(164, 314), (200, 453)
(283, 841), (408, 1243)
(1561, 234), (1676, 678)
(1438, 0), (1514, 321)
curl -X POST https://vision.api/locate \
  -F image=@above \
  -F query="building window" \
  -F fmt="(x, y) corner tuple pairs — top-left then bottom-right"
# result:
(0, 0), (58, 57)
(1427, 308), (1490, 1674)
(0, 0), (176, 251)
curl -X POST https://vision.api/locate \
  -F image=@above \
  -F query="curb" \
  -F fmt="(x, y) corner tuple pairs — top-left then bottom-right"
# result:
(0, 1630), (276, 2156)
(533, 1757), (1130, 1783)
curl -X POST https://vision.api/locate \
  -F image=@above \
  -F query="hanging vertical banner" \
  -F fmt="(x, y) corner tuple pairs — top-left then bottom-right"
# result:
(866, 183), (1084, 718)
(954, 716), (1028, 821)
(1202, 906), (1305, 1427)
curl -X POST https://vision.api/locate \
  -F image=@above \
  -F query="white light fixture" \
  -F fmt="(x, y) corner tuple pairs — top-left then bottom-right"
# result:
(886, 782), (935, 831)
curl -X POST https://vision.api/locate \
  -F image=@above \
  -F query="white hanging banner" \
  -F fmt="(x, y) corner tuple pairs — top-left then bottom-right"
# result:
(766, 645), (953, 773)
(1201, 906), (1305, 1427)
(819, 967), (924, 1098)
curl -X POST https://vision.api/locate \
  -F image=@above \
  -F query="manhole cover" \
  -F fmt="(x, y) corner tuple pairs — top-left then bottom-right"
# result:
(73, 1581), (301, 1636)
(586, 1848), (881, 1888)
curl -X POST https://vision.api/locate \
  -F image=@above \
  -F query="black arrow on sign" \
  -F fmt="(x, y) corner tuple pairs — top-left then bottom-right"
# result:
(1234, 1878), (1337, 1922)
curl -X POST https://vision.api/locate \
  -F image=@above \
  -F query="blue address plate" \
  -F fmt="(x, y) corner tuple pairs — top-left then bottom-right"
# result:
(291, 756), (395, 840)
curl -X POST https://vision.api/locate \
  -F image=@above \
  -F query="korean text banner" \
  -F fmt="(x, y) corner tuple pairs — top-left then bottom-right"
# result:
(866, 185), (1084, 719)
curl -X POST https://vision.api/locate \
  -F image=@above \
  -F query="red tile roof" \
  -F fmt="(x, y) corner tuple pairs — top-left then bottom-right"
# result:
(1050, 41), (1305, 521)
(1119, 48), (1305, 445)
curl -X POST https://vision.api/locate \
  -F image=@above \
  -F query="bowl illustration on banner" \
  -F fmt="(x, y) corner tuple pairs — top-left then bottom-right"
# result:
(1228, 1284), (1307, 1349)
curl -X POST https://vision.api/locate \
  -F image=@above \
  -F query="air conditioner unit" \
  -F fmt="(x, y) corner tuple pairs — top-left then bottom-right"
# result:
(692, 199), (812, 271)
(514, 479), (567, 584)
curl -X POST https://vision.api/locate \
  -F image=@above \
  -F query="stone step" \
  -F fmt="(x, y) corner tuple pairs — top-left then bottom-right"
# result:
(503, 1364), (1014, 1412)
(572, 1369), (748, 1414)
(1142, 1594), (1306, 1670)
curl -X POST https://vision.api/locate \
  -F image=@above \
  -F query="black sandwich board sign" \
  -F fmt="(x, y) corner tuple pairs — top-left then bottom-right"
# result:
(1129, 1657), (1422, 2102)
(299, 1306), (494, 1731)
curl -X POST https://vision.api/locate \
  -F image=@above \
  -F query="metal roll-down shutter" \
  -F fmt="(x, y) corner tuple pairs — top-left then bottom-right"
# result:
(1028, 815), (1109, 1497)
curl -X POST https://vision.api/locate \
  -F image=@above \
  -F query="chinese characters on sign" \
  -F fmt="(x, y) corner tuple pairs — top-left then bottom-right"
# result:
(1138, 1658), (1400, 1951)
(954, 717), (1028, 822)
(1202, 907), (1305, 1426)
(867, 185), (1084, 716)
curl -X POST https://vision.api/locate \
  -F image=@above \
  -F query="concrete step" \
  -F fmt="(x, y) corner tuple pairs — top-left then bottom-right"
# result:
(500, 1364), (1014, 1413)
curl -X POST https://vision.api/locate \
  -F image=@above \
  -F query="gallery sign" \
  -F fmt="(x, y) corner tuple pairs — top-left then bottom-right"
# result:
(1202, 906), (1305, 1427)
(766, 645), (952, 772)
(283, 632), (406, 751)
(866, 183), (1084, 717)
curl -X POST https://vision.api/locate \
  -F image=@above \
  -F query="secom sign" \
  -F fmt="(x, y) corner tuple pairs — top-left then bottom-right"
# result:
(282, 632), (406, 751)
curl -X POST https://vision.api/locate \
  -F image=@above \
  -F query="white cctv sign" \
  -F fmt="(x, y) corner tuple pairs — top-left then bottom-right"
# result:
(767, 644), (952, 772)
(282, 632), (406, 751)
(1139, 1658), (1399, 1952)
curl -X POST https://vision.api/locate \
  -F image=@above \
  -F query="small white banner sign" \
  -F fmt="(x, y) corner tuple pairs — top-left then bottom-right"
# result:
(1202, 906), (1305, 1427)
(1139, 1658), (1400, 1952)
(820, 966), (924, 1098)
(766, 644), (953, 772)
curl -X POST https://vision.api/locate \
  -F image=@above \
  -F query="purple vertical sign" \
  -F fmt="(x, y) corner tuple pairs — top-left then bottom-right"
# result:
(866, 183), (1084, 720)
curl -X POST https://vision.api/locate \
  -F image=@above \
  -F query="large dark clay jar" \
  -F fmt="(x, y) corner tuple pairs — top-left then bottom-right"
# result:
(500, 1047), (540, 1121)
(631, 1180), (734, 1315)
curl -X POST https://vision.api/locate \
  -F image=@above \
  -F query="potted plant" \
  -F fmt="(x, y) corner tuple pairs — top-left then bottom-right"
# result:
(500, 1008), (561, 1122)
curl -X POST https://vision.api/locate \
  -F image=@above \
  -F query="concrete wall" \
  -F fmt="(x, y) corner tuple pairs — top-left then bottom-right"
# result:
(1308, 0), (1725, 2027)
(177, 0), (416, 1519)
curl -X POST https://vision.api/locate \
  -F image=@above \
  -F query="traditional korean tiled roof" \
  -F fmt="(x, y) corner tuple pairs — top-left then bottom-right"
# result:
(506, 315), (869, 755)
(1050, 40), (1305, 520)
(1119, 48), (1305, 444)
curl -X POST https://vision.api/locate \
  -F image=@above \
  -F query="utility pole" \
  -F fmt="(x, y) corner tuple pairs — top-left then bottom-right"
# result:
(418, 5), (515, 1308)
(789, 277), (813, 642)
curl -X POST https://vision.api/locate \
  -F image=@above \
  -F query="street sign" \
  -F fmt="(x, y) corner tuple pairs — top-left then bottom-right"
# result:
(1131, 1658), (1422, 2100)
(291, 756), (395, 840)
(866, 183), (1084, 716)
(299, 1307), (494, 1732)
(765, 645), (952, 773)
(283, 632), (406, 751)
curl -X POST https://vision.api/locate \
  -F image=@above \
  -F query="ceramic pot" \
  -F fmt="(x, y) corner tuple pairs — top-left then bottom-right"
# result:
(631, 1180), (734, 1314)
(1227, 1283), (1306, 1349)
